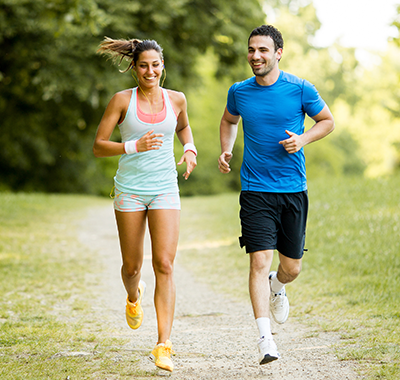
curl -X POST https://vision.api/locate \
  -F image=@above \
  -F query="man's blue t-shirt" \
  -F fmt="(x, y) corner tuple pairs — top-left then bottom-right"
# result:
(227, 71), (325, 193)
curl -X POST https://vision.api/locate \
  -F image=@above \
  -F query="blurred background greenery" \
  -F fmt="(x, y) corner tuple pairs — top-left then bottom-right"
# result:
(1, 0), (400, 196)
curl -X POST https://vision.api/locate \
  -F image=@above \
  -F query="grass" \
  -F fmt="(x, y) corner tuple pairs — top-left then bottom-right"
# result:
(179, 175), (400, 380)
(0, 193), (151, 379)
(1, 175), (399, 379)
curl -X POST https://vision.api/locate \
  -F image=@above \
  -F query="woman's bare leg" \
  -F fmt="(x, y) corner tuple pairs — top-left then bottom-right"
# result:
(147, 209), (180, 344)
(115, 210), (147, 303)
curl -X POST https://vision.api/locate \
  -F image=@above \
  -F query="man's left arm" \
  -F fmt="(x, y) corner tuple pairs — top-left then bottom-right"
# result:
(279, 105), (335, 154)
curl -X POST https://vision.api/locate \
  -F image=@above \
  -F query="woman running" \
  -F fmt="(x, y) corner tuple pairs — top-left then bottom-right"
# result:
(93, 37), (197, 372)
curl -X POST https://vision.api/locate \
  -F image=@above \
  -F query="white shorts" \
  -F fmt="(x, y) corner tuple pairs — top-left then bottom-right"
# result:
(114, 190), (181, 212)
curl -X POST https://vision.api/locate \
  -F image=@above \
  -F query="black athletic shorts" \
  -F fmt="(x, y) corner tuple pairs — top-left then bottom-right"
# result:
(239, 191), (308, 259)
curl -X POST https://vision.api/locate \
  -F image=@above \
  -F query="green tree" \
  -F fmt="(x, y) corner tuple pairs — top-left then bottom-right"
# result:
(182, 0), (366, 195)
(0, 0), (264, 194)
(269, 1), (368, 179)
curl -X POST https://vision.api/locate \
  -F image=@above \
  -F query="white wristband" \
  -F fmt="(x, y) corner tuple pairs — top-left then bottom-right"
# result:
(184, 142), (197, 156)
(124, 140), (138, 154)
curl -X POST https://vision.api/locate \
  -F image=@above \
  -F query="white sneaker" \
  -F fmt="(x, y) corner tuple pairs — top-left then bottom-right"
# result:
(258, 336), (280, 364)
(269, 272), (289, 324)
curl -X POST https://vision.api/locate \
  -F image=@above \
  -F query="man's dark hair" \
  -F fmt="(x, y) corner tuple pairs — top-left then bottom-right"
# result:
(248, 25), (284, 51)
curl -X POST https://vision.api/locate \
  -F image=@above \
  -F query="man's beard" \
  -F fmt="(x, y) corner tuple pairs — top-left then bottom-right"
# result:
(252, 67), (272, 77)
(251, 61), (274, 77)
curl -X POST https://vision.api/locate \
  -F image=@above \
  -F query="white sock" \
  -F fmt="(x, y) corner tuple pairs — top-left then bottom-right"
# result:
(270, 272), (285, 294)
(256, 317), (272, 339)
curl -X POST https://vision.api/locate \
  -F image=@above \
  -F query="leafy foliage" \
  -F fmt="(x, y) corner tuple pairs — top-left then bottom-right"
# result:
(180, 1), (369, 195)
(2, 0), (400, 195)
(0, 0), (264, 194)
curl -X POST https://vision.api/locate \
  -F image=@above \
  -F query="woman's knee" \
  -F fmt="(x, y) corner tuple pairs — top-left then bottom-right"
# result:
(121, 263), (141, 278)
(152, 256), (174, 275)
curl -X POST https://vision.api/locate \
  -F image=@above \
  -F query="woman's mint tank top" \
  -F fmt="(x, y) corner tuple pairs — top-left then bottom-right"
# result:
(114, 88), (179, 195)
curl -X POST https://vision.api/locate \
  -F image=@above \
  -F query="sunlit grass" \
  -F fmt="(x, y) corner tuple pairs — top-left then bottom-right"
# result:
(2, 175), (399, 379)
(0, 193), (144, 379)
(179, 175), (400, 380)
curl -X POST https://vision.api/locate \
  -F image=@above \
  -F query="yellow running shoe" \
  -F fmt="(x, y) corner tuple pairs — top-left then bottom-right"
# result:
(149, 340), (174, 372)
(125, 280), (146, 330)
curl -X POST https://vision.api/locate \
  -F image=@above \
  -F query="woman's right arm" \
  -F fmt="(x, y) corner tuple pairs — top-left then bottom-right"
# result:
(93, 91), (128, 158)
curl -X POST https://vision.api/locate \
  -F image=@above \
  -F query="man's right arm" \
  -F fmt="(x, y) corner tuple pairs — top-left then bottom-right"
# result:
(218, 107), (241, 174)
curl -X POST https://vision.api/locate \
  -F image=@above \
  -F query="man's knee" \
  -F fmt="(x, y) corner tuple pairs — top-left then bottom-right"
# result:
(287, 264), (301, 279)
(249, 250), (274, 273)
(278, 259), (302, 282)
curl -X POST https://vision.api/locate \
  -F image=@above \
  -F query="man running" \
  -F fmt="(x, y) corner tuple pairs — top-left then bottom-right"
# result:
(218, 24), (334, 364)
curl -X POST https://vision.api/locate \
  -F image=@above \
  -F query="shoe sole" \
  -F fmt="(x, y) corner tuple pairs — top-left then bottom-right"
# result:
(260, 354), (279, 365)
(270, 296), (289, 324)
(139, 280), (146, 300)
(148, 355), (173, 372)
(269, 272), (289, 324)
(126, 315), (143, 330)
(270, 305), (289, 324)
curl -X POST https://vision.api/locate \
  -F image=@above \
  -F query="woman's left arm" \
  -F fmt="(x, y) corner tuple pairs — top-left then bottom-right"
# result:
(169, 90), (197, 180)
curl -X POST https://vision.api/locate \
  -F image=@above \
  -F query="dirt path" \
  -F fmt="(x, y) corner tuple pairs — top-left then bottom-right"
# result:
(79, 205), (360, 379)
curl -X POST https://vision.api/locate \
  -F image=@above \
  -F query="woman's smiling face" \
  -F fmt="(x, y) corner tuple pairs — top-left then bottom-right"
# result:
(133, 49), (164, 88)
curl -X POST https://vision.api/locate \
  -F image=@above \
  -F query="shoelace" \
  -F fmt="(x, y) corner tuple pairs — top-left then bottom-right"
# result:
(159, 345), (175, 357)
(128, 304), (139, 314)
(127, 289), (142, 315)
(271, 291), (286, 307)
(127, 297), (142, 315)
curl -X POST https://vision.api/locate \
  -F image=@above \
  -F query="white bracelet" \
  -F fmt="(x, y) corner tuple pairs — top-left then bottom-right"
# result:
(124, 140), (138, 154)
(184, 142), (197, 156)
